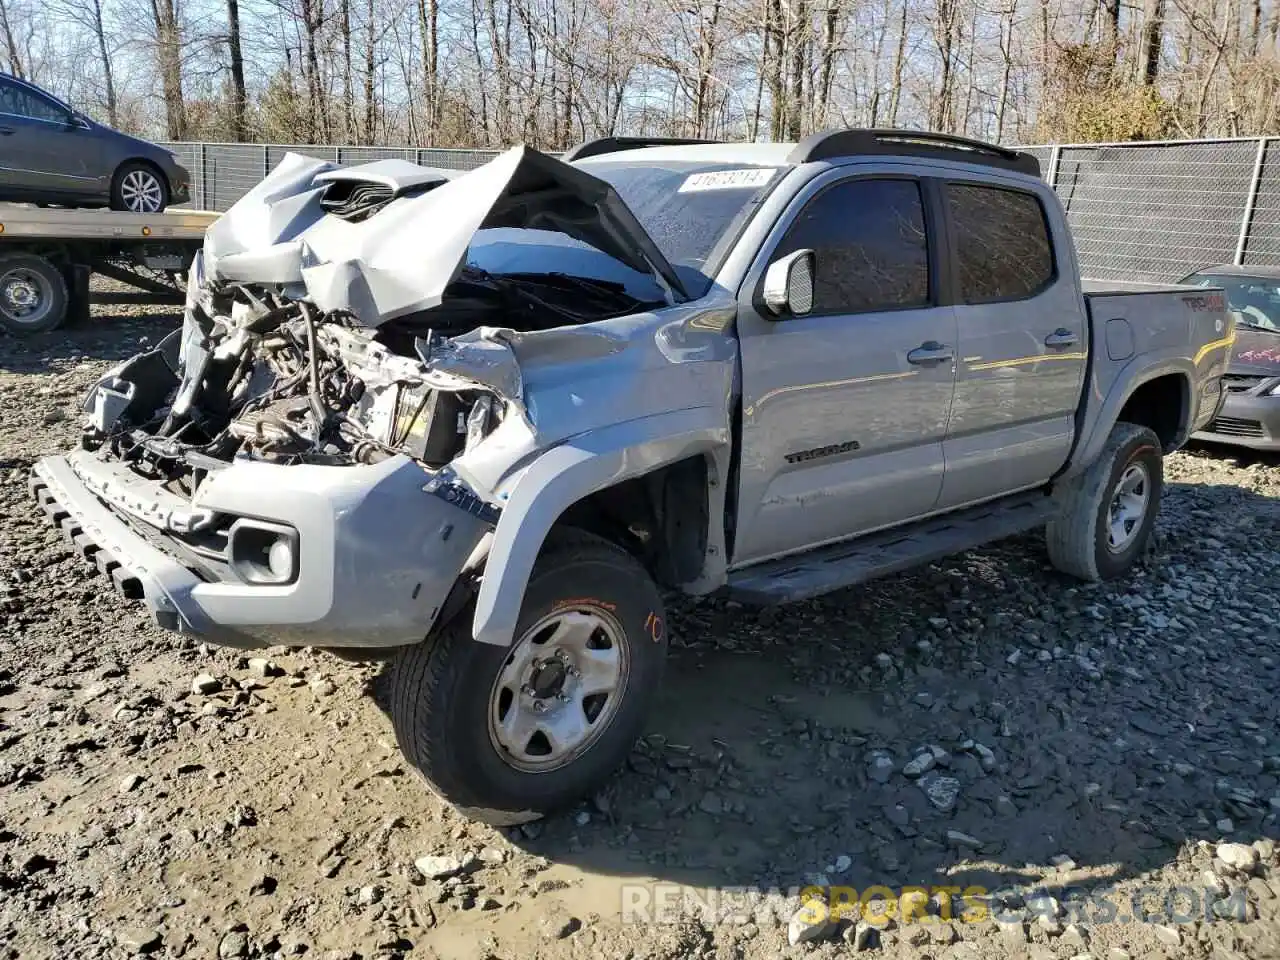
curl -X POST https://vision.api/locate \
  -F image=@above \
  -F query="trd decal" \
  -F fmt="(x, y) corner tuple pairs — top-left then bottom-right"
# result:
(785, 440), (861, 464)
(644, 612), (664, 642)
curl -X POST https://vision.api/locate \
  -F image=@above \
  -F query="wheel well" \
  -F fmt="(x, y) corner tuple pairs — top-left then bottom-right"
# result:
(551, 456), (710, 588)
(1117, 374), (1187, 452)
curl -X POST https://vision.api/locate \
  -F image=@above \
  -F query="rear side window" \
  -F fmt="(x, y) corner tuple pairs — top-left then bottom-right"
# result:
(772, 177), (930, 315)
(946, 184), (1054, 303)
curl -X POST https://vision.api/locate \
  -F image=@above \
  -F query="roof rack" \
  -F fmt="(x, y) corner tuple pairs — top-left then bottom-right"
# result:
(787, 128), (1040, 177)
(560, 136), (722, 162)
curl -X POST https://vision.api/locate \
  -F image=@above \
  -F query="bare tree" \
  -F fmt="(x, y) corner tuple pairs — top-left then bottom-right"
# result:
(0, 0), (24, 79)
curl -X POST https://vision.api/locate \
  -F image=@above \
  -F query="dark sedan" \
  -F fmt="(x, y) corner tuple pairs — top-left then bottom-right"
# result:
(0, 73), (190, 213)
(1181, 264), (1280, 451)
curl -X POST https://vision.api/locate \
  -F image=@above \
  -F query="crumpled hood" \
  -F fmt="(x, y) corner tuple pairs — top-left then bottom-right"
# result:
(1228, 325), (1280, 375)
(200, 145), (687, 326)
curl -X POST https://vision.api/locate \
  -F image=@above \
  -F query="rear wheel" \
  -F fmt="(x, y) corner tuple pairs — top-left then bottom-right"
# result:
(0, 253), (67, 334)
(110, 162), (168, 213)
(1046, 422), (1164, 580)
(390, 530), (668, 825)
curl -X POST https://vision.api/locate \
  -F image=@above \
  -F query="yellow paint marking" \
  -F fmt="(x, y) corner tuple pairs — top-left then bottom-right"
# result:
(1193, 333), (1236, 366)
(966, 352), (1088, 372)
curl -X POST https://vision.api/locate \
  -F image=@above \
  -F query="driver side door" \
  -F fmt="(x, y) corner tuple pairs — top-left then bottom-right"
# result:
(730, 172), (958, 567)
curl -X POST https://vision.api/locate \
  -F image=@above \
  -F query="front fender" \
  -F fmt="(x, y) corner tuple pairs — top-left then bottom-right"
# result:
(470, 406), (730, 646)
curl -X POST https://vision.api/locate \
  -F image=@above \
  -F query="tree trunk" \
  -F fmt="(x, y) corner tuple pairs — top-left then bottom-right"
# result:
(0, 0), (23, 79)
(1249, 0), (1262, 57)
(86, 0), (119, 127)
(226, 0), (247, 140)
(888, 1), (907, 125)
(995, 0), (1015, 142)
(1141, 0), (1164, 85)
(817, 0), (839, 126)
(149, 0), (188, 139)
(786, 0), (807, 139)
(932, 0), (957, 132)
(364, 0), (376, 142)
(766, 0), (785, 138)
(341, 0), (356, 141)
(1100, 0), (1119, 53)
(416, 0), (439, 139)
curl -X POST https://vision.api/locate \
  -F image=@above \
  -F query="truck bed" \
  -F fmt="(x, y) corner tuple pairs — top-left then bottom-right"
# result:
(0, 204), (217, 241)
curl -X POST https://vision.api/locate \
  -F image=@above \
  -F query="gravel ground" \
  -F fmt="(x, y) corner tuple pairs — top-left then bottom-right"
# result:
(3, 310), (1280, 960)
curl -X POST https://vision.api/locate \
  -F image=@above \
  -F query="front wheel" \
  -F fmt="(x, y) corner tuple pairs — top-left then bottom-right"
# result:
(1046, 422), (1164, 581)
(110, 162), (168, 213)
(390, 530), (668, 825)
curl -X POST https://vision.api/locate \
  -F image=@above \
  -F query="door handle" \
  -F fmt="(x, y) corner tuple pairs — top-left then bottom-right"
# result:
(906, 341), (955, 366)
(1044, 328), (1079, 348)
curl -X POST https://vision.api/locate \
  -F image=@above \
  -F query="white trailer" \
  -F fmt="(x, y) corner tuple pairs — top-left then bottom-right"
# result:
(0, 205), (217, 334)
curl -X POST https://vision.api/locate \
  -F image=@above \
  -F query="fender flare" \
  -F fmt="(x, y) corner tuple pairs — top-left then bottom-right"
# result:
(470, 406), (729, 646)
(1067, 358), (1194, 480)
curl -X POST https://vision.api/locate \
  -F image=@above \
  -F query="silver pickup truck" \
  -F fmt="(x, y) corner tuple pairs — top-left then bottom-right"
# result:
(31, 130), (1234, 825)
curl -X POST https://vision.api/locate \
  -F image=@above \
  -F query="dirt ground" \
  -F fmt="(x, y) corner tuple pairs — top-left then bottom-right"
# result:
(2, 310), (1280, 960)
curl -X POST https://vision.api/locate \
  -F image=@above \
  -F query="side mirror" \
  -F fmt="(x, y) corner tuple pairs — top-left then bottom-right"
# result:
(761, 249), (815, 317)
(66, 113), (90, 130)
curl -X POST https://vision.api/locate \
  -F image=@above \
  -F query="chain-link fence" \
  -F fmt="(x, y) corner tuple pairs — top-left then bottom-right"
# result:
(160, 137), (1280, 283)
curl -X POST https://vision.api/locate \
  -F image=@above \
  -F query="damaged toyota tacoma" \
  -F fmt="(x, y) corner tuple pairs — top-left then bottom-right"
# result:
(31, 131), (1234, 824)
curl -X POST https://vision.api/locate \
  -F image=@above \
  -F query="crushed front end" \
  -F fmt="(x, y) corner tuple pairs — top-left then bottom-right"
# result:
(31, 269), (512, 649)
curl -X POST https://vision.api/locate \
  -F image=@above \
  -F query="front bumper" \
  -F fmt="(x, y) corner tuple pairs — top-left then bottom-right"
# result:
(1191, 391), (1280, 451)
(30, 450), (490, 650)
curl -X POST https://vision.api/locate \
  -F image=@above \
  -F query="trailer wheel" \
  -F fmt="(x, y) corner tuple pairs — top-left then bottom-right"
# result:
(0, 253), (68, 334)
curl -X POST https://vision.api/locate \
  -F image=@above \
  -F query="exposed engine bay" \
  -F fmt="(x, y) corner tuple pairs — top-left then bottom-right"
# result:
(82, 285), (506, 495)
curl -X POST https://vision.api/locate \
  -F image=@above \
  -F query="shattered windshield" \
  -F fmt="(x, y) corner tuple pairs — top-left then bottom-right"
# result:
(1184, 273), (1280, 331)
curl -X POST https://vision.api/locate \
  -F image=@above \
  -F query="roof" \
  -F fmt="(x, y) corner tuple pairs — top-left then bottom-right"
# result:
(1182, 264), (1280, 280)
(571, 142), (798, 167)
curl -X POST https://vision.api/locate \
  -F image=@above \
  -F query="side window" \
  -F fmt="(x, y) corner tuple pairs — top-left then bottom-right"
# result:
(0, 81), (68, 123)
(771, 178), (930, 315)
(946, 183), (1055, 303)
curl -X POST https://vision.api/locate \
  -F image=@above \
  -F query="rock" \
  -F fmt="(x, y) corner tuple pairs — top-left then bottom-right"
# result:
(309, 678), (337, 697)
(1050, 853), (1078, 871)
(831, 854), (852, 874)
(652, 785), (672, 801)
(1106, 950), (1132, 960)
(1061, 923), (1090, 949)
(930, 922), (957, 944)
(995, 795), (1018, 817)
(191, 673), (220, 695)
(868, 751), (895, 784)
(118, 773), (143, 794)
(1217, 817), (1235, 833)
(1152, 925), (1181, 948)
(903, 753), (935, 778)
(787, 901), (835, 946)
(573, 809), (592, 826)
(415, 854), (465, 880)
(1253, 838), (1275, 861)
(972, 742), (996, 772)
(1249, 876), (1275, 901)
(357, 885), (382, 906)
(946, 830), (982, 850)
(116, 928), (162, 954)
(1025, 894), (1062, 919)
(478, 845), (507, 865)
(918, 773), (961, 812)
(847, 920), (875, 951)
(996, 919), (1028, 944)
(540, 914), (582, 939)
(247, 658), (281, 678)
(1216, 841), (1259, 871)
(698, 792), (724, 815)
(218, 930), (249, 959)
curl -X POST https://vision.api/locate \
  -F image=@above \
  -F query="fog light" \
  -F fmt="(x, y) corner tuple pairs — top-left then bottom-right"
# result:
(228, 519), (299, 585)
(268, 537), (294, 580)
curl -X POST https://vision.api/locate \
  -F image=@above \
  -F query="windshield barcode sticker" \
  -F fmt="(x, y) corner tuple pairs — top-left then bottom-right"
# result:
(678, 168), (779, 193)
